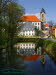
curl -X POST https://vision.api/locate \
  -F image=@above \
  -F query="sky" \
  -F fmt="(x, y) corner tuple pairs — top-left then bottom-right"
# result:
(18, 0), (56, 23)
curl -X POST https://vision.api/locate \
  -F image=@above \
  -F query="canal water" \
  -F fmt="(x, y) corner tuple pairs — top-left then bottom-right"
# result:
(24, 55), (56, 75)
(0, 43), (56, 75)
(16, 42), (56, 75)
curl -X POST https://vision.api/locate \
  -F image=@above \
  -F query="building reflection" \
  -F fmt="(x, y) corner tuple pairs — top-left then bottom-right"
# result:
(15, 43), (46, 64)
(15, 43), (42, 56)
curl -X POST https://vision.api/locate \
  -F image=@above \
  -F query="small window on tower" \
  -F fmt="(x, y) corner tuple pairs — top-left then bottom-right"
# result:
(42, 14), (44, 17)
(42, 19), (43, 21)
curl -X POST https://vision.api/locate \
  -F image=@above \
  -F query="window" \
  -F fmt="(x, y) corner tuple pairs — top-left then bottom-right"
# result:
(42, 19), (43, 21)
(35, 23), (37, 25)
(25, 32), (27, 35)
(38, 23), (39, 25)
(26, 33), (27, 35)
(42, 14), (44, 17)
(29, 32), (31, 35)
(33, 23), (34, 25)
(20, 44), (22, 46)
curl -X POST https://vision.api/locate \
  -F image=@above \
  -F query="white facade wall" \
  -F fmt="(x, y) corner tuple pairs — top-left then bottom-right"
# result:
(20, 30), (35, 36)
(32, 22), (41, 30)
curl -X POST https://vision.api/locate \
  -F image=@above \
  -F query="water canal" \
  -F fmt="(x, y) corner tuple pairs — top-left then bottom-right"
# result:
(1, 42), (56, 75)
(15, 42), (56, 75)
(24, 55), (56, 75)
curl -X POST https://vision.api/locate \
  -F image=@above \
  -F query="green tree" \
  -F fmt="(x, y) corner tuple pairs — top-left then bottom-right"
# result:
(0, 0), (25, 68)
(5, 1), (25, 67)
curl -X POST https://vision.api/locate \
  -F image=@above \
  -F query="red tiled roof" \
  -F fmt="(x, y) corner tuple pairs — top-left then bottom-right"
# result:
(52, 26), (55, 30)
(20, 15), (41, 22)
(24, 55), (40, 61)
(45, 24), (50, 27)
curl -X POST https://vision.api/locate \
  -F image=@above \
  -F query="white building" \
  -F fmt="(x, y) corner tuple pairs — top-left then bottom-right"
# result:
(32, 22), (41, 30)
(18, 22), (36, 37)
(19, 15), (41, 30)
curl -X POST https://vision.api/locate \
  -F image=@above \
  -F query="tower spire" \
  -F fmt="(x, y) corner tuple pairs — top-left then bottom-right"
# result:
(40, 8), (46, 13)
(40, 8), (46, 23)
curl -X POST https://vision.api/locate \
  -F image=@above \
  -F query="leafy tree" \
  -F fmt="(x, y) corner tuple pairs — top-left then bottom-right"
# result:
(35, 27), (40, 35)
(0, 0), (25, 68)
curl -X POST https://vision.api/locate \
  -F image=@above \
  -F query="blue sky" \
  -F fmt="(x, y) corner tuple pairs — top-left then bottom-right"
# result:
(19, 0), (56, 23)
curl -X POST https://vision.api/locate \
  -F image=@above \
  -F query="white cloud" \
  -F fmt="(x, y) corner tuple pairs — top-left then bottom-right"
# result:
(24, 13), (40, 19)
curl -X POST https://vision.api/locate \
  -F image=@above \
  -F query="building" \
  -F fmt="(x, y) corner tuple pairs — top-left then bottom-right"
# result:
(18, 22), (36, 37)
(44, 24), (50, 30)
(18, 8), (52, 37)
(40, 8), (46, 24)
(40, 8), (52, 36)
(52, 26), (56, 37)
(44, 24), (50, 35)
(20, 15), (41, 30)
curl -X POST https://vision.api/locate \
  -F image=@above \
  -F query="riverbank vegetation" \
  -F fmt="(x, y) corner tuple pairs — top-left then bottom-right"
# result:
(43, 40), (56, 62)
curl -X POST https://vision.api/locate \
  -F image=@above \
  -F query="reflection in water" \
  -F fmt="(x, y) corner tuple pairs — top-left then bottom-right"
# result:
(15, 43), (42, 56)
(15, 42), (56, 75)
(40, 52), (46, 64)
(24, 55), (56, 75)
(15, 43), (46, 64)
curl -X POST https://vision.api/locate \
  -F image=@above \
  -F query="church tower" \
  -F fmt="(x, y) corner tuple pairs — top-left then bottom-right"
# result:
(40, 8), (46, 24)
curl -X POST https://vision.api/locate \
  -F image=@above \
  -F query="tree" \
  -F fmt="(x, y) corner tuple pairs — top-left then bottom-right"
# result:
(5, 2), (25, 49)
(0, 0), (6, 49)
(0, 0), (25, 68)
(35, 27), (43, 36)
(35, 28), (40, 36)
(5, 1), (25, 66)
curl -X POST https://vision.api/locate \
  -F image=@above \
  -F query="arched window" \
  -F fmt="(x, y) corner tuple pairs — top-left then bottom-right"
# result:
(42, 14), (44, 17)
